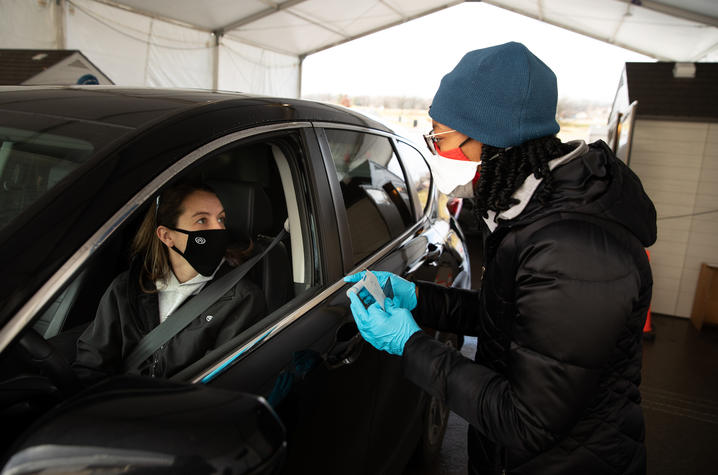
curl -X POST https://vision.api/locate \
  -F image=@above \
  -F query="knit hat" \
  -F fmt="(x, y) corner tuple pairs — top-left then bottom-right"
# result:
(429, 42), (560, 148)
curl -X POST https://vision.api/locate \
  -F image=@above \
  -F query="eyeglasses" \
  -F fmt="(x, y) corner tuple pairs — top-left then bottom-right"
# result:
(422, 129), (456, 155)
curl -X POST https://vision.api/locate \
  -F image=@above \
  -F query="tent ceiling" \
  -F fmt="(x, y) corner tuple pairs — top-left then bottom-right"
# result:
(99, 0), (718, 61)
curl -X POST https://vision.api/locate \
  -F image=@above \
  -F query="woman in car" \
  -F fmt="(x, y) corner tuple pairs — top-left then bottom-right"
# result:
(74, 182), (266, 382)
(346, 42), (655, 474)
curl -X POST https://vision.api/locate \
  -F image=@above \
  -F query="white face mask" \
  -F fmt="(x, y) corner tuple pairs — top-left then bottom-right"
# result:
(426, 154), (480, 196)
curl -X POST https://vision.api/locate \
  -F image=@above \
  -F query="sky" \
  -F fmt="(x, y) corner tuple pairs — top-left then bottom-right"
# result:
(301, 2), (654, 103)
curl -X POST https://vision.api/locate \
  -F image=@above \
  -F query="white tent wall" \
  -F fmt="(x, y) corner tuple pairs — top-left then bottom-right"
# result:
(0, 0), (298, 95)
(144, 16), (213, 88)
(219, 36), (300, 97)
(0, 0), (60, 49)
(66, 0), (213, 88)
(65, 0), (152, 86)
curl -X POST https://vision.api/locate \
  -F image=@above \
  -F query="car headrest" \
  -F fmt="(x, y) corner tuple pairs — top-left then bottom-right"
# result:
(208, 181), (273, 240)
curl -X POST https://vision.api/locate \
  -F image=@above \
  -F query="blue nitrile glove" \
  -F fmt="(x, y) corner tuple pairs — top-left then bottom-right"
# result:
(348, 293), (421, 356)
(344, 270), (417, 310)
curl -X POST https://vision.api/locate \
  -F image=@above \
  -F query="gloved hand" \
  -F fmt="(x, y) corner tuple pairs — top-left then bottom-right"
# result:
(344, 270), (417, 310)
(348, 293), (421, 356)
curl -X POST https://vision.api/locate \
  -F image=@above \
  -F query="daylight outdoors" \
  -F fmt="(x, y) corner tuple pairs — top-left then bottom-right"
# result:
(301, 2), (652, 146)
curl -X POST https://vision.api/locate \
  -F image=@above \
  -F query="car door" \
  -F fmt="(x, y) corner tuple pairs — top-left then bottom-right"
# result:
(316, 127), (472, 473)
(183, 126), (379, 474)
(0, 118), (378, 473)
(0, 114), (307, 473)
(313, 126), (438, 472)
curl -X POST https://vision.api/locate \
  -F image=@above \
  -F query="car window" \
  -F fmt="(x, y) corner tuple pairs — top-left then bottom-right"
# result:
(0, 119), (131, 232)
(324, 129), (414, 266)
(32, 130), (320, 383)
(395, 141), (432, 214)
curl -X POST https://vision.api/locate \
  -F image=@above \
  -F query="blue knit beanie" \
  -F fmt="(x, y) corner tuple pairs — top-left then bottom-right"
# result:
(429, 42), (560, 148)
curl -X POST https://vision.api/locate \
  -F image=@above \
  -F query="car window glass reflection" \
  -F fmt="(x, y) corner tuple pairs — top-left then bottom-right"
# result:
(325, 130), (414, 265)
(0, 118), (132, 232)
(0, 127), (93, 228)
(395, 141), (432, 213)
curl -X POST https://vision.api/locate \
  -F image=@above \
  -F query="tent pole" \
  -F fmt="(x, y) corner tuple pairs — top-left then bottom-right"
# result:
(55, 0), (66, 49)
(212, 32), (221, 91)
(297, 54), (304, 99)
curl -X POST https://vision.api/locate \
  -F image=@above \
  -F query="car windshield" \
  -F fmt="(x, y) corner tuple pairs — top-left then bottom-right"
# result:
(0, 117), (131, 231)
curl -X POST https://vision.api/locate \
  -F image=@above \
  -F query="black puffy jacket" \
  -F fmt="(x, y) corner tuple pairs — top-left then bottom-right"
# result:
(403, 141), (656, 475)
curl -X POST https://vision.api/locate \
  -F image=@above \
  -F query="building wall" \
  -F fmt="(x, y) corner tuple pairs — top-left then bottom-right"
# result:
(630, 120), (718, 317)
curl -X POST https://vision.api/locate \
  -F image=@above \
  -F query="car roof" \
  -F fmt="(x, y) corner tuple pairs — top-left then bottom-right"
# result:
(0, 86), (394, 133)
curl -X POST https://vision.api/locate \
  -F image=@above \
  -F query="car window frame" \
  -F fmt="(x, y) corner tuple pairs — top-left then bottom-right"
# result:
(393, 138), (434, 218)
(0, 122), (315, 354)
(0, 120), (438, 388)
(313, 122), (436, 274)
(190, 125), (439, 384)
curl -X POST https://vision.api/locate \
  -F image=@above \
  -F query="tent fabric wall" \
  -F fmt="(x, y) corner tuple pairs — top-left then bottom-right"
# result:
(219, 36), (300, 97)
(66, 0), (213, 88)
(2, 0), (717, 95)
(65, 0), (153, 86)
(0, 0), (59, 49)
(0, 0), (295, 95)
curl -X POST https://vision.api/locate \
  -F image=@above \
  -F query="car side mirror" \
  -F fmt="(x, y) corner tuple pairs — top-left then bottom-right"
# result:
(2, 375), (286, 475)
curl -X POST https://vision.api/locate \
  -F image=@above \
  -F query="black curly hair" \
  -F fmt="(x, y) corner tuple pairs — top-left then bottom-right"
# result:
(473, 136), (575, 220)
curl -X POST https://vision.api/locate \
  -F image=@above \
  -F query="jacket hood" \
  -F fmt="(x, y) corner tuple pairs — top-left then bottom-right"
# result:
(506, 140), (657, 247)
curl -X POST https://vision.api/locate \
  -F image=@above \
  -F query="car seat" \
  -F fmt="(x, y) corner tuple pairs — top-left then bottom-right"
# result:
(208, 180), (293, 314)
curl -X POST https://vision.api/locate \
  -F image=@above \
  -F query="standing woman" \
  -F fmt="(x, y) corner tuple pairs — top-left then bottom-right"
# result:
(346, 42), (655, 474)
(75, 183), (266, 383)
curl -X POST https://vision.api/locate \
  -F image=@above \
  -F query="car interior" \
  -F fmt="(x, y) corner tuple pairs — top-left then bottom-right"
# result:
(0, 133), (318, 447)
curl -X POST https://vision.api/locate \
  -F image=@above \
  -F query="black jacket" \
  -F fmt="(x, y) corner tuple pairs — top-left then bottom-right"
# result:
(74, 260), (266, 383)
(403, 141), (656, 475)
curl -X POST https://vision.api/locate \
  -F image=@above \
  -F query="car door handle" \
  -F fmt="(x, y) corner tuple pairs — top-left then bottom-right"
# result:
(326, 321), (364, 369)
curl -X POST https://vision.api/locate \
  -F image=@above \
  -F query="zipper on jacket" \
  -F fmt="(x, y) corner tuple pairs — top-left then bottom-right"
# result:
(150, 344), (165, 378)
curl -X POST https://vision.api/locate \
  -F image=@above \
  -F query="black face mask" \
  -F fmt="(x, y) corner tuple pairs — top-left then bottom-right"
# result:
(169, 228), (229, 276)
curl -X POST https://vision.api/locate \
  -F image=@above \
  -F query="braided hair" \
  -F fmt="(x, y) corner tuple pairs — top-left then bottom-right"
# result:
(473, 136), (574, 220)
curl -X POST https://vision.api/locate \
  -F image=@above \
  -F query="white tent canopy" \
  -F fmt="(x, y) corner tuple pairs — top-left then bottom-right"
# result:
(1, 0), (717, 97)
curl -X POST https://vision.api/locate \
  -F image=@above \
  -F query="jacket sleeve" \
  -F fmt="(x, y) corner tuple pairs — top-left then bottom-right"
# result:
(73, 280), (125, 385)
(403, 222), (637, 453)
(412, 280), (481, 335)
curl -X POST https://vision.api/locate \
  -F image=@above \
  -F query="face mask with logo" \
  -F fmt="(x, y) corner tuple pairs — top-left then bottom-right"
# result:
(169, 228), (229, 276)
(427, 137), (482, 197)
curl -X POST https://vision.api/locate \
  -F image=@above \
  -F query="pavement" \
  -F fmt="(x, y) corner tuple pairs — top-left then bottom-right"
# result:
(404, 336), (476, 475)
(402, 230), (483, 475)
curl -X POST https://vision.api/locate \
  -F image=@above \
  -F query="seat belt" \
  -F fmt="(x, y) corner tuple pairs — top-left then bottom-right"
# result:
(124, 228), (287, 373)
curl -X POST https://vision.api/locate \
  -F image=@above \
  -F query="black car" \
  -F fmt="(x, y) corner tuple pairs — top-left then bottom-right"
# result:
(0, 87), (471, 474)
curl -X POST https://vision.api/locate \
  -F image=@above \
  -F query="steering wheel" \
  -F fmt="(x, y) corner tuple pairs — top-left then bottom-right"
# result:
(14, 328), (80, 397)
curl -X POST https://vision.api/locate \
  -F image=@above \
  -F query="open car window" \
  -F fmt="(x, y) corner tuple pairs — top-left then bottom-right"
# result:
(324, 129), (415, 266)
(27, 129), (321, 384)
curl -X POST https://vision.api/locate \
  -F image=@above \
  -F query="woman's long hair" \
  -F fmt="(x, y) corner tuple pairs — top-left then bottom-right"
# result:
(131, 183), (252, 293)
(473, 136), (575, 220)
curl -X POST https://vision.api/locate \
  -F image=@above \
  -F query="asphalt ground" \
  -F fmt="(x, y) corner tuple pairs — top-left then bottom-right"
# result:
(404, 232), (483, 475)
(404, 337), (476, 475)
